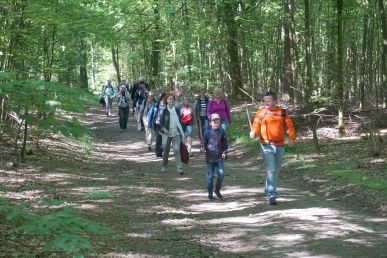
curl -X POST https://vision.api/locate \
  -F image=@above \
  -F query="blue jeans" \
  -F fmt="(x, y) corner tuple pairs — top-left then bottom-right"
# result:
(182, 124), (193, 137)
(220, 120), (229, 132)
(261, 144), (285, 199)
(207, 160), (224, 195)
(197, 116), (208, 141)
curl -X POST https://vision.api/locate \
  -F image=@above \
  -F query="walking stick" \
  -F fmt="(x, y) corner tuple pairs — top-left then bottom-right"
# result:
(245, 102), (252, 131)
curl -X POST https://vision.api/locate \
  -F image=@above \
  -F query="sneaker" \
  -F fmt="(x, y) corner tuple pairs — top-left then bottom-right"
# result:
(177, 168), (184, 175)
(147, 146), (152, 151)
(208, 194), (214, 200)
(214, 189), (222, 199)
(161, 166), (166, 172)
(268, 197), (277, 205)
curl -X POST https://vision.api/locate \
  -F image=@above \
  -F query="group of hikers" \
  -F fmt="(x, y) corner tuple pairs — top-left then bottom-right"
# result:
(100, 77), (296, 205)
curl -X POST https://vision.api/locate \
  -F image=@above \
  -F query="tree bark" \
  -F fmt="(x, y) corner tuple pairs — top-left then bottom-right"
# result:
(336, 0), (345, 137)
(111, 45), (121, 84)
(151, 5), (161, 88)
(304, 0), (319, 151)
(222, 1), (242, 97)
(79, 39), (88, 89)
(378, 0), (387, 108)
(360, 6), (369, 111)
(283, 0), (294, 102)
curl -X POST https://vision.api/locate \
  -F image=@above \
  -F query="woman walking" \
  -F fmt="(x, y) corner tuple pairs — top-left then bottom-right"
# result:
(160, 93), (185, 174)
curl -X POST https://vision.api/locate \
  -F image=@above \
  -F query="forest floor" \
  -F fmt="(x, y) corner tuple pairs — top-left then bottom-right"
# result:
(0, 104), (387, 257)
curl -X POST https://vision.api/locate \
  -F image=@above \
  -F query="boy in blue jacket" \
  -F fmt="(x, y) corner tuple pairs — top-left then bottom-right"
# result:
(201, 113), (228, 200)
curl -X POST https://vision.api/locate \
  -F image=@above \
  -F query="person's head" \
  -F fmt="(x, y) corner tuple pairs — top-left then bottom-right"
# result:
(166, 93), (175, 107)
(263, 91), (277, 109)
(138, 77), (145, 87)
(183, 96), (190, 106)
(159, 92), (167, 104)
(120, 80), (126, 85)
(210, 113), (221, 129)
(147, 91), (154, 101)
(120, 84), (127, 93)
(175, 89), (182, 100)
(199, 88), (206, 98)
(107, 79), (112, 85)
(213, 87), (223, 99)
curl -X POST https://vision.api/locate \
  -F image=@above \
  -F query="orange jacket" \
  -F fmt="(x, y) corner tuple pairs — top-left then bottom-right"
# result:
(251, 106), (296, 146)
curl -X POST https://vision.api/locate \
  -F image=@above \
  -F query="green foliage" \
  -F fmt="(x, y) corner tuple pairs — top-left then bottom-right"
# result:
(326, 163), (387, 194)
(0, 199), (111, 256)
(227, 116), (256, 148)
(0, 72), (93, 161)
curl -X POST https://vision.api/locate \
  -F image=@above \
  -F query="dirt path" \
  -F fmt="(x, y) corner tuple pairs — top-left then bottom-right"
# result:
(3, 105), (385, 257)
(68, 105), (385, 258)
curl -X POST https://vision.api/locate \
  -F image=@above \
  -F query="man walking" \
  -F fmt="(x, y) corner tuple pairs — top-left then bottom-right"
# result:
(249, 91), (296, 205)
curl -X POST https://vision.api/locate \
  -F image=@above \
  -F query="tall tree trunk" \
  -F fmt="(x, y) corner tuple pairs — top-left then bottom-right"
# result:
(360, 6), (369, 111)
(223, 1), (242, 97)
(151, 5), (161, 88)
(367, 3), (375, 108)
(20, 109), (28, 163)
(283, 0), (294, 102)
(111, 45), (121, 84)
(378, 0), (387, 108)
(182, 0), (193, 92)
(90, 39), (97, 91)
(336, 0), (345, 137)
(304, 0), (319, 151)
(79, 39), (88, 89)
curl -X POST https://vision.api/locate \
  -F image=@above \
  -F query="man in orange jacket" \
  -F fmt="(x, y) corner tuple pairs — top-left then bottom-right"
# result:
(249, 91), (296, 205)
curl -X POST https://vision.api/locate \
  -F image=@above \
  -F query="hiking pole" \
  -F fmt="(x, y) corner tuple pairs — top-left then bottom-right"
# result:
(245, 101), (252, 131)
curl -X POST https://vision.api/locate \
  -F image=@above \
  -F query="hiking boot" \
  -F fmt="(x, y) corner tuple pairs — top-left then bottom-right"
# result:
(208, 194), (214, 200)
(147, 146), (152, 151)
(268, 197), (277, 205)
(214, 189), (222, 199)
(177, 168), (184, 175)
(161, 166), (166, 172)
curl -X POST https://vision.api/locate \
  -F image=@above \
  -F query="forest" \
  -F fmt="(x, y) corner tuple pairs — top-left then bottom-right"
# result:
(0, 0), (386, 257)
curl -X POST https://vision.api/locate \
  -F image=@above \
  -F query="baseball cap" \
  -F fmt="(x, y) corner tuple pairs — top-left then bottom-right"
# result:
(210, 113), (220, 121)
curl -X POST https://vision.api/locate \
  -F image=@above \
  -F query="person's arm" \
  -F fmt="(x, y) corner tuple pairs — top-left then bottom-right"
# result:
(147, 105), (154, 128)
(160, 109), (167, 133)
(221, 131), (228, 159)
(250, 109), (262, 138)
(285, 113), (296, 146)
(201, 129), (209, 152)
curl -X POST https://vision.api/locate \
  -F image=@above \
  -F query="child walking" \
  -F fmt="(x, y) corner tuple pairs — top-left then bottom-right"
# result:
(201, 113), (228, 200)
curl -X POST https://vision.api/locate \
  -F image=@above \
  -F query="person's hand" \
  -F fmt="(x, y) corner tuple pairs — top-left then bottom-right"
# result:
(221, 153), (226, 159)
(249, 131), (256, 139)
(163, 129), (169, 134)
(288, 139), (295, 147)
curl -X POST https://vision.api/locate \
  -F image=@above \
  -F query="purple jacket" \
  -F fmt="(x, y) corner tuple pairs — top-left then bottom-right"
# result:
(207, 98), (232, 124)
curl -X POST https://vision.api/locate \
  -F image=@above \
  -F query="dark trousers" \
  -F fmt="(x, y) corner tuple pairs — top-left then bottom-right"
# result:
(119, 106), (129, 129)
(154, 124), (163, 157)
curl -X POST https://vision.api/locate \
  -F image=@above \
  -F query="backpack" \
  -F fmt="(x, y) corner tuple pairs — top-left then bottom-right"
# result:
(118, 92), (128, 108)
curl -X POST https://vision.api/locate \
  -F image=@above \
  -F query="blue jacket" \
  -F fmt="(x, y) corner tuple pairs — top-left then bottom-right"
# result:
(204, 127), (228, 163)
